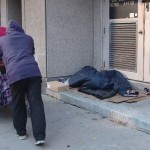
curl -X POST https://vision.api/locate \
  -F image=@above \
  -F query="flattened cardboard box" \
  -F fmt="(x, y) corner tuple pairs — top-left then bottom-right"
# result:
(47, 81), (69, 92)
(46, 88), (61, 99)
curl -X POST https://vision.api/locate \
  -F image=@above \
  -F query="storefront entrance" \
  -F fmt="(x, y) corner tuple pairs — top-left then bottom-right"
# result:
(103, 0), (150, 83)
(7, 0), (22, 25)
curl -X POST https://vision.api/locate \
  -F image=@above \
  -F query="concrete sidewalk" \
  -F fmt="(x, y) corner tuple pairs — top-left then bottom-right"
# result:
(55, 89), (150, 133)
(2, 94), (150, 150)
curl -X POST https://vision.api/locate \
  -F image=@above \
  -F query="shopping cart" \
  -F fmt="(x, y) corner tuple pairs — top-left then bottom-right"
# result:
(0, 58), (12, 107)
(0, 26), (30, 116)
(0, 58), (30, 116)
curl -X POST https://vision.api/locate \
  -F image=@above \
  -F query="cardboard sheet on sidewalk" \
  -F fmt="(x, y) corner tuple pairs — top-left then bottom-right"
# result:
(69, 88), (149, 103)
(69, 88), (99, 100)
(106, 92), (147, 103)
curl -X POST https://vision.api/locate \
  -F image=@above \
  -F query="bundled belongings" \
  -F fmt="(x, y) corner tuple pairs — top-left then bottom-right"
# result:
(0, 74), (12, 106)
(143, 88), (150, 95)
(0, 26), (6, 36)
(68, 66), (139, 99)
(0, 26), (12, 106)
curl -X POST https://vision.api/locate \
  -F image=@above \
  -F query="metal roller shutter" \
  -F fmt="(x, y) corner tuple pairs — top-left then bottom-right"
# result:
(110, 22), (137, 72)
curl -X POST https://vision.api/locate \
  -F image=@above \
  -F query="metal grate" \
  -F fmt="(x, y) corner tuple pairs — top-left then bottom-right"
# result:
(110, 22), (137, 71)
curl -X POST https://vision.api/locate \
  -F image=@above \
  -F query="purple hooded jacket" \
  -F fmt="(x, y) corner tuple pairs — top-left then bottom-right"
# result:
(0, 20), (41, 84)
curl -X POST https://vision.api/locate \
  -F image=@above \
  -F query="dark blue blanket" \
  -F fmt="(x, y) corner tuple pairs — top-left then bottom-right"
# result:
(69, 66), (132, 96)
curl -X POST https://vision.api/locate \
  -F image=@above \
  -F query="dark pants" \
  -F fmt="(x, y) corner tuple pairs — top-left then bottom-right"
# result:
(10, 77), (46, 141)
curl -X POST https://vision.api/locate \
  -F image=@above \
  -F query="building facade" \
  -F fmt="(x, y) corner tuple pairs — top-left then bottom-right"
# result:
(0, 0), (150, 92)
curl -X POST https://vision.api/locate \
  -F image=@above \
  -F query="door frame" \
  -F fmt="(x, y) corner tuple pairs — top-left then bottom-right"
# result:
(102, 0), (144, 81)
(144, 2), (150, 82)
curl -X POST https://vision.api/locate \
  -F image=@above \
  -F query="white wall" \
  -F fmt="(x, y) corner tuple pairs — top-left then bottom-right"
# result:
(22, 0), (46, 77)
(1, 0), (100, 80)
(93, 0), (103, 71)
(0, 0), (7, 26)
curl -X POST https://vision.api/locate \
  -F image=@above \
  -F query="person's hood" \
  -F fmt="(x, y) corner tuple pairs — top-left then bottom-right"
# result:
(6, 20), (24, 34)
(0, 26), (6, 36)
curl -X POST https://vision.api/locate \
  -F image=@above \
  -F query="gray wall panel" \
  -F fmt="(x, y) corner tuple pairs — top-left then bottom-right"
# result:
(46, 0), (94, 78)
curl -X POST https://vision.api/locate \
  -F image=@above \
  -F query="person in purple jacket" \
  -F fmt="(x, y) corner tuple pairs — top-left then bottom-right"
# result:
(0, 20), (46, 146)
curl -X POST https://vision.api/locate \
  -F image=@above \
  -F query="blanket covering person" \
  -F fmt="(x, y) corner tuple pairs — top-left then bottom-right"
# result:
(69, 66), (138, 99)
(0, 20), (46, 146)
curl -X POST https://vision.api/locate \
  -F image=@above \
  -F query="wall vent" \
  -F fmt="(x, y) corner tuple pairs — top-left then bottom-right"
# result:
(110, 22), (137, 71)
